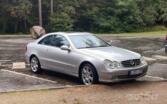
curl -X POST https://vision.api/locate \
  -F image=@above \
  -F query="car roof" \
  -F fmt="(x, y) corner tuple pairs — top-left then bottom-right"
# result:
(47, 32), (92, 36)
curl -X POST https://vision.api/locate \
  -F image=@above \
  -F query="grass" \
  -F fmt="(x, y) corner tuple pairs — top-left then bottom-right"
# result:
(98, 30), (167, 37)
(0, 30), (167, 37)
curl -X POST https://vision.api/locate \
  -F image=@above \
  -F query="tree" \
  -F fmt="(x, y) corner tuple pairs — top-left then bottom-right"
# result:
(8, 0), (32, 33)
(0, 0), (167, 34)
(156, 0), (167, 26)
(0, 0), (32, 33)
(49, 13), (74, 31)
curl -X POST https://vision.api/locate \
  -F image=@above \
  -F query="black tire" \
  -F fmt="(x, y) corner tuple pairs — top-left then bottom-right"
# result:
(30, 56), (42, 74)
(79, 63), (98, 85)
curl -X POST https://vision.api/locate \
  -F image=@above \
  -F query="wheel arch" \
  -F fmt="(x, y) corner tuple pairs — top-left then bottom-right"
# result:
(78, 61), (99, 80)
(29, 54), (38, 63)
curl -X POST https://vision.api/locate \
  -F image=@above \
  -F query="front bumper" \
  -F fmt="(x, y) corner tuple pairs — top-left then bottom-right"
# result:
(99, 64), (148, 82)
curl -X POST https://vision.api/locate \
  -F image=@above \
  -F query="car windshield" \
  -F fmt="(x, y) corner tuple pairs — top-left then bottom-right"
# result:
(69, 34), (111, 49)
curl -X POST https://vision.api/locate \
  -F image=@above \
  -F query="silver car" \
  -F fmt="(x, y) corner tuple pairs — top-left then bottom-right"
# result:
(25, 32), (148, 85)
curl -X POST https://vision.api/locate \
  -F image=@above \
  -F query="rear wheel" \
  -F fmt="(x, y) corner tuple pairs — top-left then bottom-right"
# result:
(30, 56), (42, 74)
(80, 63), (98, 85)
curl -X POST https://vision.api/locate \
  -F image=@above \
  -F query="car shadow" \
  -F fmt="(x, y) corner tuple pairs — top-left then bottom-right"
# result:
(24, 68), (159, 87)
(30, 69), (82, 85)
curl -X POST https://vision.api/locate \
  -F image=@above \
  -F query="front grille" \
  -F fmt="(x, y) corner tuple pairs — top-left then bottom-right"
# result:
(121, 59), (141, 67)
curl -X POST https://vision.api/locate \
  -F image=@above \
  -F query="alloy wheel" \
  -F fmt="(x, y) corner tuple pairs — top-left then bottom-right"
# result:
(81, 65), (94, 85)
(30, 57), (39, 73)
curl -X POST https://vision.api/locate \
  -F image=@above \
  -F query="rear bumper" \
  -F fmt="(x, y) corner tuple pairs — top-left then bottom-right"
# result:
(25, 52), (30, 64)
(99, 64), (148, 82)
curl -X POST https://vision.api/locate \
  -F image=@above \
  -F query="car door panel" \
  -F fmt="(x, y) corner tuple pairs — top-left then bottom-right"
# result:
(36, 35), (55, 69)
(37, 34), (81, 76)
(46, 46), (78, 75)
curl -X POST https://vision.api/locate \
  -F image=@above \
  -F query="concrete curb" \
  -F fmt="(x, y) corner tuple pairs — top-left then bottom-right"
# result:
(144, 57), (157, 65)
(145, 75), (167, 81)
(138, 75), (167, 82)
(1, 69), (58, 84)
(0, 84), (86, 94)
(152, 55), (167, 61)
(1, 79), (167, 94)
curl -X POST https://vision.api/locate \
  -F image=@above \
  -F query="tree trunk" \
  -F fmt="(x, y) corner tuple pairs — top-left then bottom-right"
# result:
(14, 21), (18, 33)
(24, 18), (27, 33)
(2, 20), (7, 33)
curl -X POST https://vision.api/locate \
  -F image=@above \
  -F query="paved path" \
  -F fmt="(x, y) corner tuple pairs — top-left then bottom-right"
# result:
(0, 70), (63, 92)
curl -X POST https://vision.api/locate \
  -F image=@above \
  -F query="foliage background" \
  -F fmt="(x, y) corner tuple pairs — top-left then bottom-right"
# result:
(0, 0), (167, 34)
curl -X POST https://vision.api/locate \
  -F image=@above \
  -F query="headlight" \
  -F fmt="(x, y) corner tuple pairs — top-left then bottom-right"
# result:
(140, 56), (147, 64)
(104, 59), (121, 70)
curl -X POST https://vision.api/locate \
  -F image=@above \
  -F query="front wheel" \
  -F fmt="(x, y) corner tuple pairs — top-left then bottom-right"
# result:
(30, 56), (42, 74)
(80, 63), (98, 85)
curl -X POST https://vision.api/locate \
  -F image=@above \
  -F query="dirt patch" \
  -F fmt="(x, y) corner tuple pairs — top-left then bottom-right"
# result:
(0, 82), (167, 104)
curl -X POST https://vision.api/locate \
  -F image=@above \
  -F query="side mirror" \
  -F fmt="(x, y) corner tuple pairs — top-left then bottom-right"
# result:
(60, 45), (71, 51)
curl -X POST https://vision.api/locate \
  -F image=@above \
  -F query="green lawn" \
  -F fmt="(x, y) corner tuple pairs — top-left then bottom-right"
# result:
(99, 30), (167, 37)
(0, 30), (167, 37)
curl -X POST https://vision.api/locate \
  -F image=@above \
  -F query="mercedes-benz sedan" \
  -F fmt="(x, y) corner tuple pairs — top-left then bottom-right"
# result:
(25, 32), (148, 85)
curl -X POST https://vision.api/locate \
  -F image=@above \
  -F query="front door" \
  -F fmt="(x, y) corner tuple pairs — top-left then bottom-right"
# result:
(46, 35), (78, 75)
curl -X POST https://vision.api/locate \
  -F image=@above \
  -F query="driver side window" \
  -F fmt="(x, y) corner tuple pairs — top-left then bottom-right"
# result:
(51, 35), (70, 47)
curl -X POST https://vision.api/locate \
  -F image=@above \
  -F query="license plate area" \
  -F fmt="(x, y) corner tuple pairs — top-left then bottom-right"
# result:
(129, 69), (143, 75)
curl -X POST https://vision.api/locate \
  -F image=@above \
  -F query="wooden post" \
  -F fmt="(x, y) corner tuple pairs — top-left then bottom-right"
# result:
(51, 0), (54, 15)
(38, 0), (42, 26)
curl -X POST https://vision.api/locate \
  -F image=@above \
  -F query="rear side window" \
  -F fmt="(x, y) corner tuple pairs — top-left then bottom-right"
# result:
(38, 35), (53, 45)
(38, 35), (70, 48)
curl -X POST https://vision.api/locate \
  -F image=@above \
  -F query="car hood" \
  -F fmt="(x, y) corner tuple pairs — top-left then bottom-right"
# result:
(78, 46), (141, 62)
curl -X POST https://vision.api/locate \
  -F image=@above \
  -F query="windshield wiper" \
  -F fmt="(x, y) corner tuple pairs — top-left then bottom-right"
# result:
(79, 45), (111, 49)
(97, 45), (111, 47)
